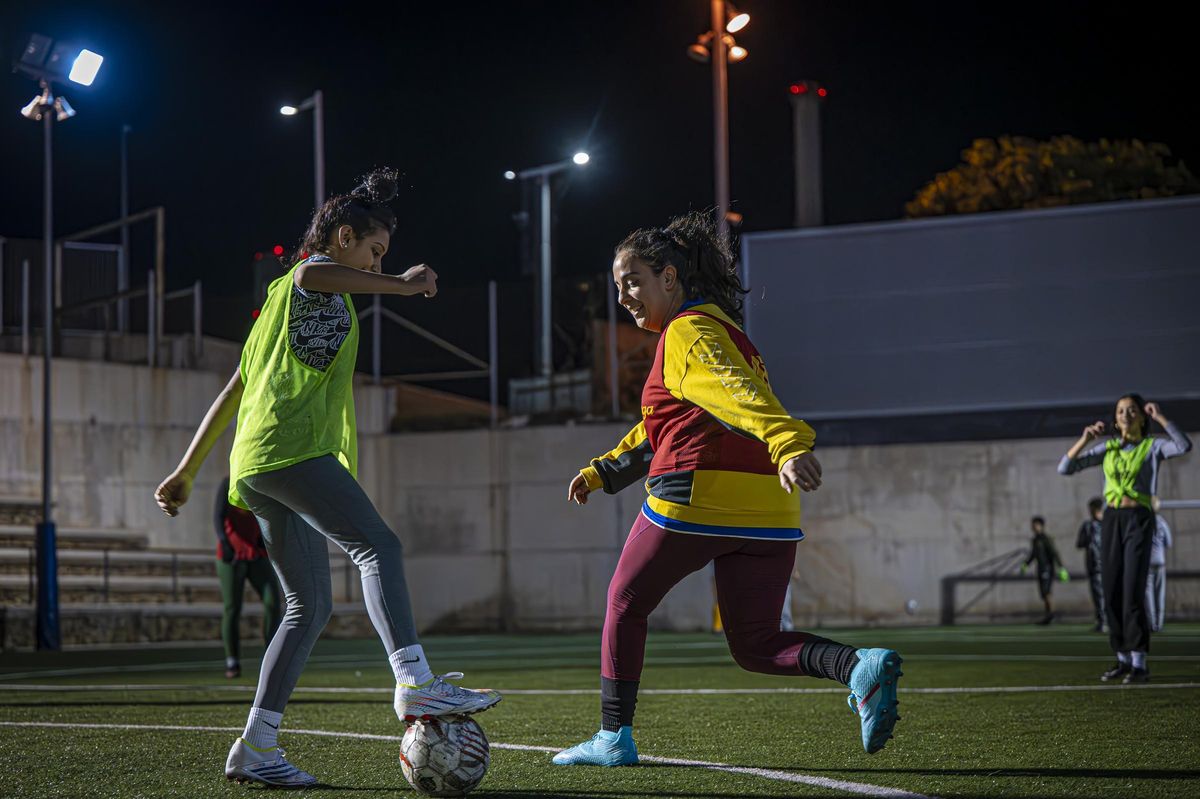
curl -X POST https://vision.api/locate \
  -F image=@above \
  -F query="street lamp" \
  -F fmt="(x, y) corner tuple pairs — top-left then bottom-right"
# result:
(503, 152), (590, 379)
(279, 90), (325, 212)
(686, 1), (750, 240)
(14, 32), (105, 652)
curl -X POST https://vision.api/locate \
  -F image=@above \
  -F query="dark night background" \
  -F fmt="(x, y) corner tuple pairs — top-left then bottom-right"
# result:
(2, 0), (1196, 392)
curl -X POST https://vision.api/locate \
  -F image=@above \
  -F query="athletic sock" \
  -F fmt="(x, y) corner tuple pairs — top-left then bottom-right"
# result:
(600, 677), (639, 732)
(391, 644), (435, 686)
(225, 657), (239, 670)
(1117, 651), (1131, 665)
(798, 638), (860, 685)
(1131, 650), (1147, 670)
(242, 707), (282, 750)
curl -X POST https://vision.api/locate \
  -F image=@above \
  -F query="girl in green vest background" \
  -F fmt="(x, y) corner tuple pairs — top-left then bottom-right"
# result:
(154, 169), (500, 787)
(1059, 394), (1192, 684)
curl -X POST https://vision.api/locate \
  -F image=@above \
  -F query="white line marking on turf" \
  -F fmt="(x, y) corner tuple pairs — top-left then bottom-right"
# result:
(2, 682), (1197, 695)
(5, 652), (1200, 681)
(0, 721), (933, 799)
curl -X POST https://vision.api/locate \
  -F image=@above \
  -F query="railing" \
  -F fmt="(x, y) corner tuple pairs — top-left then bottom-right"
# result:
(11, 544), (360, 603)
(54, 276), (203, 367)
(357, 280), (500, 425)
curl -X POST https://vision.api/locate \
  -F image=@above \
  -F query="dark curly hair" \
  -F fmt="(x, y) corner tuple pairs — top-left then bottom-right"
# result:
(287, 168), (399, 264)
(615, 210), (747, 325)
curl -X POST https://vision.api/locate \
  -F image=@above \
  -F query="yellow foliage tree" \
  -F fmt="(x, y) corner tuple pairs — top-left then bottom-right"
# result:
(905, 136), (1199, 218)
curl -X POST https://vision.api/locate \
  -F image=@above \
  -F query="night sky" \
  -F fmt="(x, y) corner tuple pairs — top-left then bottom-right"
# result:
(2, 0), (1195, 383)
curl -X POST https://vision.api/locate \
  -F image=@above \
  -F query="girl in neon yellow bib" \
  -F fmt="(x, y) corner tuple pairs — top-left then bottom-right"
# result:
(154, 169), (499, 788)
(1059, 394), (1192, 685)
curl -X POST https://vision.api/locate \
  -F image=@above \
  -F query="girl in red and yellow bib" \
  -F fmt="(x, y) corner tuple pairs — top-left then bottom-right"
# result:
(553, 212), (902, 766)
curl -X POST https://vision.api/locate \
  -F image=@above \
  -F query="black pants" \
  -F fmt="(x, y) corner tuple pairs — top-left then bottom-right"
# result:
(1086, 570), (1105, 627)
(1101, 505), (1155, 654)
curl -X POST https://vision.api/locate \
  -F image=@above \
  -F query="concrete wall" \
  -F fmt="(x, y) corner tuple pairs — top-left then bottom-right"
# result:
(2, 352), (1197, 631)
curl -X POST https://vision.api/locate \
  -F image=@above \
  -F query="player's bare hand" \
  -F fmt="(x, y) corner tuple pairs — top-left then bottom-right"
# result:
(779, 452), (822, 494)
(1145, 402), (1164, 423)
(567, 473), (592, 505)
(154, 471), (193, 517)
(401, 264), (438, 298)
(1081, 421), (1106, 442)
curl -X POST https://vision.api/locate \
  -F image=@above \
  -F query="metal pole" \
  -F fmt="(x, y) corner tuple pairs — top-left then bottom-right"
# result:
(193, 279), (203, 363)
(119, 124), (131, 332)
(539, 175), (552, 378)
(21, 259), (30, 357)
(711, 0), (730, 241)
(37, 100), (61, 651)
(154, 208), (165, 348)
(313, 91), (325, 212)
(0, 238), (5, 332)
(607, 280), (620, 418)
(147, 269), (156, 368)
(488, 280), (499, 427)
(372, 294), (381, 384)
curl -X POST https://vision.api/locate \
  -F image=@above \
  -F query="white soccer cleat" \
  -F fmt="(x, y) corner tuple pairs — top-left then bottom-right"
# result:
(225, 737), (318, 788)
(395, 671), (502, 722)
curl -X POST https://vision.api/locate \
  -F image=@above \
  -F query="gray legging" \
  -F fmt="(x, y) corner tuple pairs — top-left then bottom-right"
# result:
(237, 455), (419, 712)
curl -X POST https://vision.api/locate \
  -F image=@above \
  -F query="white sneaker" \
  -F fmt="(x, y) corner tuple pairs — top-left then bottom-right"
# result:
(394, 671), (502, 722)
(225, 737), (318, 788)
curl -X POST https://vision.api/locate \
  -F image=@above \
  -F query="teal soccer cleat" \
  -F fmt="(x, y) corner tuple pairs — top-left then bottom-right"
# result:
(552, 727), (639, 766)
(847, 648), (903, 754)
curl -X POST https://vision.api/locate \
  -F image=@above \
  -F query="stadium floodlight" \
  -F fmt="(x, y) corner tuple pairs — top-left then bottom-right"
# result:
(53, 96), (76, 121)
(503, 170), (516, 180)
(68, 49), (103, 86)
(15, 34), (104, 87)
(280, 105), (298, 116)
(572, 152), (590, 165)
(726, 5), (750, 33)
(20, 89), (49, 120)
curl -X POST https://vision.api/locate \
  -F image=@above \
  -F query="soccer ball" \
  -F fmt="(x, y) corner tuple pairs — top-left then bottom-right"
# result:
(399, 716), (490, 797)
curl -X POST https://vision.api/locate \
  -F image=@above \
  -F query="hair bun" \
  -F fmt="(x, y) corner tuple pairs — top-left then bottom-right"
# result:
(351, 167), (399, 203)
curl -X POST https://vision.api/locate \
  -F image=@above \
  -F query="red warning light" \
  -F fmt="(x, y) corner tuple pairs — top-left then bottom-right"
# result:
(817, 87), (828, 97)
(789, 83), (807, 95)
(251, 308), (261, 320)
(272, 244), (285, 257)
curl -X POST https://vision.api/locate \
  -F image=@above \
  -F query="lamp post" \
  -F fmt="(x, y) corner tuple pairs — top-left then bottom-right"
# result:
(687, 1), (750, 240)
(280, 90), (326, 211)
(15, 35), (104, 651)
(504, 152), (589, 379)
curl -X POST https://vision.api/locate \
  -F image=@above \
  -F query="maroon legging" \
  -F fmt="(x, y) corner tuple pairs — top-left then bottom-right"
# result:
(602, 512), (818, 681)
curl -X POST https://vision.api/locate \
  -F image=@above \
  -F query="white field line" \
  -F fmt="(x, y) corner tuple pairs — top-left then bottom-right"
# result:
(1, 682), (1197, 695)
(0, 720), (933, 799)
(4, 652), (1200, 682)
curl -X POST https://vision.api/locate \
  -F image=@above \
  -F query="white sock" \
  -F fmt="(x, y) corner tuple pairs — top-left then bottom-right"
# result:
(242, 707), (282, 750)
(1117, 651), (1131, 665)
(1131, 650), (1147, 670)
(391, 644), (435, 686)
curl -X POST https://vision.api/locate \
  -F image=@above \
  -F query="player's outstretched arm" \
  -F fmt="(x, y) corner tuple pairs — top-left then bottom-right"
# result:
(295, 260), (437, 297)
(154, 368), (243, 517)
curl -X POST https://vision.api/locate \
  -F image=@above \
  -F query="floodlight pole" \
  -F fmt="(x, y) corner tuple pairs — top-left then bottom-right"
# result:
(118, 123), (131, 331)
(37, 85), (60, 651)
(513, 158), (579, 379)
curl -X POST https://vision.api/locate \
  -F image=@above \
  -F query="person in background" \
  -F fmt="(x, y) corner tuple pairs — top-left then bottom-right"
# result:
(1075, 497), (1106, 632)
(1021, 516), (1069, 625)
(1146, 506), (1172, 633)
(215, 476), (281, 679)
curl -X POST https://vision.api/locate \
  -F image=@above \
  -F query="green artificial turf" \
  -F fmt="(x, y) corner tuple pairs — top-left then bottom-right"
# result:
(1, 625), (1197, 798)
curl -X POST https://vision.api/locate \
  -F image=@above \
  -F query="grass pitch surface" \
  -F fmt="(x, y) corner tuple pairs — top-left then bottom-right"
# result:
(1, 624), (1197, 798)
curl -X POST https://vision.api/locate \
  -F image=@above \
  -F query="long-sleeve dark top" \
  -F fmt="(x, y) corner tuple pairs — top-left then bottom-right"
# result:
(1024, 533), (1064, 573)
(1075, 519), (1102, 574)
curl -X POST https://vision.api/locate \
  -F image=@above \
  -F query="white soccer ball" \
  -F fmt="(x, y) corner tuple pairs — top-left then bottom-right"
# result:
(399, 716), (490, 797)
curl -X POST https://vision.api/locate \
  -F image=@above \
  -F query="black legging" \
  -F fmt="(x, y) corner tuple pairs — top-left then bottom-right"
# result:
(1100, 505), (1155, 654)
